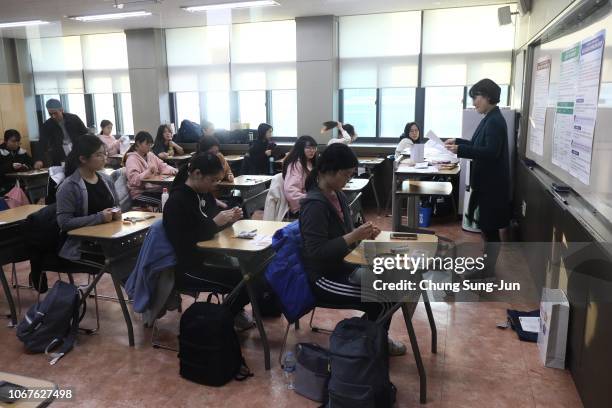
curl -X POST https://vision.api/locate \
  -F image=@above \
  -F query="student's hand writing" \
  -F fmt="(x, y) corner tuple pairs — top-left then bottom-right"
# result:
(265, 149), (272, 157)
(33, 161), (43, 170)
(101, 208), (114, 223)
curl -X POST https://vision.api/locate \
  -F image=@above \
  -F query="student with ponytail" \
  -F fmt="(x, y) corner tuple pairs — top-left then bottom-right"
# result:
(299, 143), (406, 356)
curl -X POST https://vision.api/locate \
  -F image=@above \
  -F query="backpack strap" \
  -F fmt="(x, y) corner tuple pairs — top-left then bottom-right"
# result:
(234, 357), (254, 381)
(45, 289), (81, 365)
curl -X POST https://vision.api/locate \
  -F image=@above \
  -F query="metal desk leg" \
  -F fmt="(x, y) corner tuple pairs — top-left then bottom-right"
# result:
(112, 275), (134, 347)
(407, 195), (419, 229)
(369, 172), (381, 214)
(0, 267), (17, 327)
(239, 257), (271, 370)
(402, 302), (427, 404)
(422, 290), (437, 354)
(392, 174), (401, 231)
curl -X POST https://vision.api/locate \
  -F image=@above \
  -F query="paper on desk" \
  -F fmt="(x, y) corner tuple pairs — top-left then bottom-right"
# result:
(400, 165), (439, 173)
(254, 234), (272, 247)
(519, 316), (540, 333)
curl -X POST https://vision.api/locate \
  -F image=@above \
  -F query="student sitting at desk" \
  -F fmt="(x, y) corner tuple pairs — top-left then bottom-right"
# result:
(197, 136), (234, 183)
(163, 153), (255, 330)
(282, 135), (317, 216)
(323, 121), (358, 145)
(245, 123), (277, 175)
(152, 124), (184, 160)
(395, 122), (427, 159)
(299, 143), (406, 356)
(0, 129), (33, 195)
(125, 131), (178, 207)
(56, 134), (121, 261)
(98, 120), (120, 156)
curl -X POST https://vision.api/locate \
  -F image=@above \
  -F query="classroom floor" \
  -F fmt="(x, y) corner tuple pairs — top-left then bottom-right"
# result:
(0, 211), (583, 407)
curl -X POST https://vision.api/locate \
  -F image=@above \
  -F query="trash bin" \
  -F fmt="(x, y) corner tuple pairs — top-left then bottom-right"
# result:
(418, 204), (433, 227)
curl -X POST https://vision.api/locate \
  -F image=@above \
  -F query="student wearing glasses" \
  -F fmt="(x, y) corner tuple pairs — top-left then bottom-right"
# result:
(282, 135), (318, 216)
(444, 78), (510, 279)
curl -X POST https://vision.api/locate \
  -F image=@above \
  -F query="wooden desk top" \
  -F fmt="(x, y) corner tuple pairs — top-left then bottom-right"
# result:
(197, 219), (289, 253)
(396, 180), (453, 196)
(0, 205), (45, 226)
(142, 175), (175, 185)
(396, 163), (460, 176)
(5, 169), (49, 178)
(164, 154), (192, 163)
(218, 175), (273, 188)
(224, 154), (244, 162)
(344, 231), (438, 265)
(67, 211), (161, 240)
(358, 157), (385, 166)
(0, 371), (57, 408)
(343, 178), (370, 193)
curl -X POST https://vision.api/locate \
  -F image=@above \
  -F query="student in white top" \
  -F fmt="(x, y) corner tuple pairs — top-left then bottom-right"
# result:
(322, 121), (358, 145)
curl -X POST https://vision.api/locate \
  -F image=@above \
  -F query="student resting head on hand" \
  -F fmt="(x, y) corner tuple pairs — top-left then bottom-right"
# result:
(153, 124), (184, 159)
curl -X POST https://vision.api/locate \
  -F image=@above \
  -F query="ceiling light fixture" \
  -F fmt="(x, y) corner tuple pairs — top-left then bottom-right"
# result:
(0, 20), (49, 28)
(69, 10), (152, 22)
(182, 0), (279, 12)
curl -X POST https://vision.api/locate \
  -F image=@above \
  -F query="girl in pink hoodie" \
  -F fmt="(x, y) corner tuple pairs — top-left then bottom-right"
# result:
(282, 135), (318, 216)
(124, 131), (177, 206)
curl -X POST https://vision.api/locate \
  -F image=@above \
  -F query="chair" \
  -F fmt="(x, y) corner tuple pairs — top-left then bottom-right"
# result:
(110, 168), (133, 212)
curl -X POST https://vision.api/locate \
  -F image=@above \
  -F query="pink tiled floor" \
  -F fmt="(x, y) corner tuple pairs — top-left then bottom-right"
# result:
(0, 211), (583, 407)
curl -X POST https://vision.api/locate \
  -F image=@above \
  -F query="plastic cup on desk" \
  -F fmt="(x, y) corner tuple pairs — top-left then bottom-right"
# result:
(401, 180), (410, 191)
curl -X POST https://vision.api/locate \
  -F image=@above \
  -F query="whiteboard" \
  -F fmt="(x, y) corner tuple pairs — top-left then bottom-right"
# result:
(526, 11), (612, 224)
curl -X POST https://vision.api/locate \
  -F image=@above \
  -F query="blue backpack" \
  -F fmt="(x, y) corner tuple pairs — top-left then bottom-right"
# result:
(264, 221), (315, 323)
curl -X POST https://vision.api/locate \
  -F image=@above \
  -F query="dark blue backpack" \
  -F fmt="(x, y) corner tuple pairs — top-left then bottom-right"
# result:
(175, 120), (203, 143)
(16, 280), (85, 365)
(264, 221), (315, 323)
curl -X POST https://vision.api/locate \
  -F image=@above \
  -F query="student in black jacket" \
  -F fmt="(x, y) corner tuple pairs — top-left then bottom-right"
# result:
(245, 123), (276, 175)
(299, 143), (406, 356)
(0, 129), (33, 194)
(445, 78), (510, 279)
(163, 153), (255, 331)
(34, 98), (88, 169)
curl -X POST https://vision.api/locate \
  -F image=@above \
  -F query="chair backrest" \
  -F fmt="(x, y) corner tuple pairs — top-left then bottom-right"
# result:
(111, 168), (132, 211)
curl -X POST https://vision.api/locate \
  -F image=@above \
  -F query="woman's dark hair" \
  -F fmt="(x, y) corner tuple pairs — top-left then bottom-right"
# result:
(305, 143), (358, 191)
(197, 136), (220, 154)
(257, 123), (273, 141)
(65, 134), (104, 177)
(400, 122), (422, 143)
(342, 123), (355, 137)
(469, 78), (501, 105)
(172, 153), (224, 189)
(282, 135), (317, 178)
(153, 124), (173, 153)
(4, 129), (21, 142)
(99, 120), (112, 135)
(123, 131), (154, 164)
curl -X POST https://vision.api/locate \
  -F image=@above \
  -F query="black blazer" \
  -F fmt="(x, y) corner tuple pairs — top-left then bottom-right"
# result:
(37, 112), (88, 166)
(456, 106), (510, 229)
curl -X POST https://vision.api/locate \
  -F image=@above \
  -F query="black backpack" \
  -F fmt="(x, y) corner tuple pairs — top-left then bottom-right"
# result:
(178, 297), (252, 386)
(16, 280), (84, 365)
(176, 120), (203, 143)
(327, 318), (396, 408)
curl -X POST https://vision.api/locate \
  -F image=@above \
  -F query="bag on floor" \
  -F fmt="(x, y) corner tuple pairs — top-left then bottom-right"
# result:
(295, 343), (330, 403)
(4, 180), (29, 208)
(178, 296), (252, 386)
(16, 280), (84, 365)
(538, 288), (570, 369)
(327, 317), (396, 408)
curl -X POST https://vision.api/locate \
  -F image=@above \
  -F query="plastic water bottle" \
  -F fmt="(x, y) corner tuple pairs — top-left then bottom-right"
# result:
(161, 187), (169, 211)
(282, 351), (296, 390)
(269, 156), (275, 175)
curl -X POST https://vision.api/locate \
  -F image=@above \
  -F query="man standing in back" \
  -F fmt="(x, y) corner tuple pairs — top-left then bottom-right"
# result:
(33, 98), (88, 170)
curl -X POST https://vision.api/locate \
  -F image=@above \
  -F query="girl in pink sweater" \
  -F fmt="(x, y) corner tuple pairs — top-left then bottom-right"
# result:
(124, 131), (177, 206)
(98, 120), (120, 156)
(282, 135), (318, 215)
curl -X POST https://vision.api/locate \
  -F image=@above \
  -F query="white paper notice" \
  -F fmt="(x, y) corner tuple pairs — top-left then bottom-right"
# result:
(530, 56), (552, 156)
(425, 130), (445, 148)
(519, 316), (540, 333)
(570, 30), (605, 185)
(552, 43), (580, 170)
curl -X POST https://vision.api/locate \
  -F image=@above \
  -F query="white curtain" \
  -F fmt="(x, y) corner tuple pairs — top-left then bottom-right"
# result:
(81, 32), (130, 93)
(29, 36), (84, 94)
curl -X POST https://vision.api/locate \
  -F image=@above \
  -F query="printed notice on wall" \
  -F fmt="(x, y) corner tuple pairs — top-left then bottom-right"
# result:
(569, 30), (605, 185)
(530, 56), (552, 156)
(552, 44), (580, 170)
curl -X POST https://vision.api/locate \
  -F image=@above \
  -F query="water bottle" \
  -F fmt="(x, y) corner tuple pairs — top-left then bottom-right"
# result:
(269, 156), (274, 175)
(161, 187), (169, 211)
(282, 351), (296, 390)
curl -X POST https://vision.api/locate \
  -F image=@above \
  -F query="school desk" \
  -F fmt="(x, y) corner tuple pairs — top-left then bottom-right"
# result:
(5, 169), (49, 204)
(0, 371), (58, 408)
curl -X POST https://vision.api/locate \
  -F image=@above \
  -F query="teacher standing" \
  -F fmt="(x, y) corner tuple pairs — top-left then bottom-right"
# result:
(444, 78), (510, 279)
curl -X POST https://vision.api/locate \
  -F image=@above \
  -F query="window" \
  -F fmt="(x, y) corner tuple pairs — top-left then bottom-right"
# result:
(205, 91), (231, 130)
(66, 94), (87, 126)
(42, 94), (61, 121)
(271, 90), (297, 137)
(239, 91), (266, 129)
(424, 86), (464, 139)
(342, 89), (377, 138)
(120, 93), (134, 136)
(93, 94), (116, 129)
(175, 92), (201, 125)
(380, 88), (416, 138)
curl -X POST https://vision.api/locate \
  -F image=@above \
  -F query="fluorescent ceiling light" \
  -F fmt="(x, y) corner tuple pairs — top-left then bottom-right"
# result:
(182, 1), (279, 12)
(0, 20), (49, 28)
(69, 10), (152, 22)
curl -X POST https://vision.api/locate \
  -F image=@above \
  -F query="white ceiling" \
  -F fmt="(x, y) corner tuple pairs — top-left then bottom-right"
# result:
(0, 0), (514, 38)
